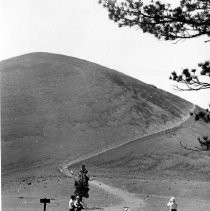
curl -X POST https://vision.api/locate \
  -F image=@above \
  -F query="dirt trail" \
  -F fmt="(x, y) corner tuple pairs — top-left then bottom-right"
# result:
(91, 180), (144, 211)
(60, 104), (196, 171)
(59, 104), (195, 210)
(60, 166), (144, 210)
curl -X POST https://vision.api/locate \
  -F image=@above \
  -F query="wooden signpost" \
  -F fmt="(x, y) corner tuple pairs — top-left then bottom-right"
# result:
(40, 198), (50, 211)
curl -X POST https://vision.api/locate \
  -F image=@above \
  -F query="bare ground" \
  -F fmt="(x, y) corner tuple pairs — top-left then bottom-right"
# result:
(2, 104), (210, 211)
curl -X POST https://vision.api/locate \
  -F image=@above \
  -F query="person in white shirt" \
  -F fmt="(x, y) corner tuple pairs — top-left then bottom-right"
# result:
(167, 197), (178, 211)
(74, 196), (84, 211)
(69, 195), (76, 211)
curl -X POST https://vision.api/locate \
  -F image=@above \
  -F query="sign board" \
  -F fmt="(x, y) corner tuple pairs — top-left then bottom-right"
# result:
(40, 198), (50, 203)
(40, 198), (50, 211)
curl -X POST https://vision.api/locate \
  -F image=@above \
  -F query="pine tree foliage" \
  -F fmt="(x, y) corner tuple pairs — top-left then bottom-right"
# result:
(197, 136), (210, 150)
(99, 0), (210, 151)
(190, 108), (210, 122)
(99, 0), (210, 93)
(99, 0), (210, 41)
(170, 61), (210, 91)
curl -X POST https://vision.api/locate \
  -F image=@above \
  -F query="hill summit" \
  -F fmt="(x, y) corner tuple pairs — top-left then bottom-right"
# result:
(1, 52), (193, 174)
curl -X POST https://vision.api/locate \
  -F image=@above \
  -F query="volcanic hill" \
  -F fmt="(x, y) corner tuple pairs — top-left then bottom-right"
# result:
(1, 52), (194, 175)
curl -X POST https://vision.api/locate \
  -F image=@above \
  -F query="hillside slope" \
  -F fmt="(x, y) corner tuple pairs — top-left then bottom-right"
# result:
(71, 117), (210, 181)
(1, 52), (193, 175)
(66, 116), (210, 211)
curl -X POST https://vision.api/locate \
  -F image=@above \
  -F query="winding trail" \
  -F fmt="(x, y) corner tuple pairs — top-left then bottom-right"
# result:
(60, 164), (144, 211)
(59, 104), (195, 211)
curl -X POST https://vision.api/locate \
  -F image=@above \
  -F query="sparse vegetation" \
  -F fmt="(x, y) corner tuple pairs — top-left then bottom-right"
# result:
(180, 136), (210, 151)
(190, 109), (210, 123)
(74, 165), (89, 201)
(181, 107), (210, 151)
(198, 136), (210, 150)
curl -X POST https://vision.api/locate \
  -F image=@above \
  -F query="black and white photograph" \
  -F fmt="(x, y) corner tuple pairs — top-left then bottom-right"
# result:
(1, 0), (210, 210)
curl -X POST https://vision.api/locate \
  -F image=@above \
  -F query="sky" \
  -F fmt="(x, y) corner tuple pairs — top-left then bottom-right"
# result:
(0, 0), (209, 108)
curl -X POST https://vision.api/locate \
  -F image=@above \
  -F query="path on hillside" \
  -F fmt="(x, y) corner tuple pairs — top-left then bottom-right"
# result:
(60, 166), (144, 210)
(59, 104), (195, 210)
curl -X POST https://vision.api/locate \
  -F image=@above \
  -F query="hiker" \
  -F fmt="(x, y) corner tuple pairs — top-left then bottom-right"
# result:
(74, 196), (84, 211)
(69, 195), (76, 211)
(167, 197), (178, 211)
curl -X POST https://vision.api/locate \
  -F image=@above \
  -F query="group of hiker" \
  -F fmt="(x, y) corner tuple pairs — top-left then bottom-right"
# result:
(69, 195), (178, 211)
(68, 165), (89, 211)
(68, 165), (178, 211)
(69, 195), (84, 211)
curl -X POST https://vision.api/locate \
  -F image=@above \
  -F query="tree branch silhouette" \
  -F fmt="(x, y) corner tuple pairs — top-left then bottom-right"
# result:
(99, 0), (210, 151)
